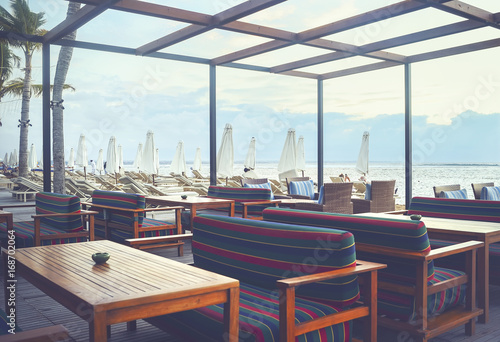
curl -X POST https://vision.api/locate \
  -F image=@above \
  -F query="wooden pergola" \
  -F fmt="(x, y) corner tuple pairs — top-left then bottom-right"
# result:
(2, 0), (499, 207)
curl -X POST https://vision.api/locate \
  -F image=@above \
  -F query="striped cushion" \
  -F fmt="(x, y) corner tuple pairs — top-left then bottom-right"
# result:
(263, 208), (434, 282)
(481, 186), (500, 201)
(317, 185), (325, 204)
(430, 239), (500, 285)
(243, 182), (274, 200)
(289, 180), (315, 199)
(35, 192), (82, 232)
(364, 183), (371, 200)
(408, 196), (500, 222)
(92, 190), (145, 226)
(440, 188), (467, 199)
(94, 217), (176, 243)
(0, 308), (20, 335)
(147, 282), (351, 342)
(193, 214), (359, 307)
(207, 186), (274, 215)
(0, 221), (86, 248)
(378, 267), (466, 321)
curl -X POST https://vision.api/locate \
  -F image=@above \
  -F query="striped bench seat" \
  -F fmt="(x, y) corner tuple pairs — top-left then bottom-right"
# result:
(409, 196), (500, 284)
(86, 190), (186, 254)
(146, 214), (383, 342)
(0, 192), (94, 248)
(262, 207), (483, 341)
(181, 186), (279, 229)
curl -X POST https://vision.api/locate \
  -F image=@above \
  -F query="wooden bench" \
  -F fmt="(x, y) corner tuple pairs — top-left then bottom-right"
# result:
(84, 190), (189, 255)
(262, 207), (483, 342)
(143, 214), (385, 342)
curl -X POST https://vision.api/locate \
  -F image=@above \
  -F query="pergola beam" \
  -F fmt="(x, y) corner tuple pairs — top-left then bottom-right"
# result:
(45, 0), (121, 43)
(320, 61), (401, 80)
(416, 0), (500, 29)
(136, 0), (286, 56)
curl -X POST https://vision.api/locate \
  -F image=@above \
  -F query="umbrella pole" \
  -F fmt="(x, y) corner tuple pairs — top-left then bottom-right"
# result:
(84, 167), (87, 180)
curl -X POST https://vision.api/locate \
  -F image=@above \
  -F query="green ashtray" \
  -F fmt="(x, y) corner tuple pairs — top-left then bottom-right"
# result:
(410, 214), (422, 221)
(92, 252), (110, 264)
(181, 195), (188, 199)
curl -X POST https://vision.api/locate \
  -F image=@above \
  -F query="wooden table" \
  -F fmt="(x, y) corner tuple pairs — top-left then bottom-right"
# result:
(278, 198), (316, 208)
(4, 240), (239, 342)
(146, 195), (235, 227)
(357, 212), (500, 324)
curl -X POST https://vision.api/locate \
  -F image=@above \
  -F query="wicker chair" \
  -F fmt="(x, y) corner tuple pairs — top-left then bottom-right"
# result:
(471, 182), (494, 200)
(285, 176), (319, 199)
(433, 184), (460, 198)
(294, 182), (353, 214)
(242, 178), (291, 199)
(352, 180), (396, 214)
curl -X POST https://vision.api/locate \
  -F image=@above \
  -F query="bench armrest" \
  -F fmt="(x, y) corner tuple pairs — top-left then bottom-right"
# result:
(427, 240), (484, 260)
(32, 210), (98, 218)
(276, 260), (385, 341)
(239, 199), (281, 206)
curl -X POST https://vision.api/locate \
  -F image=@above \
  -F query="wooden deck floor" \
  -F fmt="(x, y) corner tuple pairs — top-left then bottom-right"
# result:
(1, 188), (500, 341)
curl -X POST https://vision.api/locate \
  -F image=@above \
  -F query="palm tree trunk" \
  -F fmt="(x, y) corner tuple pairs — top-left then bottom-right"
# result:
(52, 2), (81, 194)
(18, 51), (32, 178)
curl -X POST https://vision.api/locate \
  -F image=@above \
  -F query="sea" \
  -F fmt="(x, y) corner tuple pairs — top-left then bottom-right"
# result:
(124, 161), (499, 205)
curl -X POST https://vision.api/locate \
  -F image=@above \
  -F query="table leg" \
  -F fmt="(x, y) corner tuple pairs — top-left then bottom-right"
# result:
(90, 311), (107, 342)
(477, 244), (489, 324)
(190, 206), (197, 229)
(229, 203), (235, 217)
(224, 286), (239, 342)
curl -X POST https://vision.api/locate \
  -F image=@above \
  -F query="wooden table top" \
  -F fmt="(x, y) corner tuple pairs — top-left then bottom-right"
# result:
(14, 240), (238, 309)
(357, 212), (500, 235)
(147, 195), (234, 205)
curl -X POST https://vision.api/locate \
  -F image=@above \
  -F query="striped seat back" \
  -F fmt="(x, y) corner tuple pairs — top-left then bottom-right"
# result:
(207, 186), (273, 214)
(192, 214), (359, 307)
(263, 208), (434, 283)
(92, 190), (146, 226)
(35, 192), (82, 232)
(409, 196), (500, 222)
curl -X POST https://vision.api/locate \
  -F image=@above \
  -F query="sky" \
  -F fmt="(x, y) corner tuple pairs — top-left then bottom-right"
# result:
(0, 0), (499, 166)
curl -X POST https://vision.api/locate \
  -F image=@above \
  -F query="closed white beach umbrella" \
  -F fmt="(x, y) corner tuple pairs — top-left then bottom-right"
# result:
(192, 147), (202, 172)
(106, 136), (119, 174)
(133, 143), (142, 171)
(75, 134), (88, 168)
(155, 148), (160, 175)
(217, 123), (234, 178)
(296, 135), (306, 174)
(39, 157), (43, 169)
(28, 143), (37, 170)
(118, 144), (124, 173)
(142, 130), (156, 174)
(244, 137), (256, 171)
(356, 131), (370, 175)
(67, 148), (75, 168)
(10, 149), (18, 166)
(278, 128), (296, 172)
(96, 149), (104, 174)
(170, 141), (187, 175)
(3, 153), (9, 166)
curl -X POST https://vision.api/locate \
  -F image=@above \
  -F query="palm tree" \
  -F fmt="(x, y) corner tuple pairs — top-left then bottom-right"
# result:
(52, 1), (81, 194)
(0, 0), (46, 178)
(0, 41), (20, 126)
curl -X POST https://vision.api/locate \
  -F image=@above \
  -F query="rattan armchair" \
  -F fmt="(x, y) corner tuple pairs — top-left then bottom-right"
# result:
(285, 176), (319, 199)
(352, 180), (396, 214)
(241, 178), (291, 199)
(294, 182), (353, 214)
(433, 184), (460, 198)
(471, 182), (494, 200)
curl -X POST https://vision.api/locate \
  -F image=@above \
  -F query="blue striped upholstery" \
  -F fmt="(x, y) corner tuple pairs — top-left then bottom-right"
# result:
(36, 192), (83, 232)
(92, 190), (145, 226)
(262, 208), (466, 321)
(147, 282), (351, 342)
(440, 188), (467, 199)
(94, 217), (176, 243)
(289, 180), (315, 199)
(317, 185), (325, 204)
(147, 214), (359, 342)
(0, 221), (86, 248)
(243, 182), (274, 200)
(364, 183), (371, 200)
(481, 186), (500, 200)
